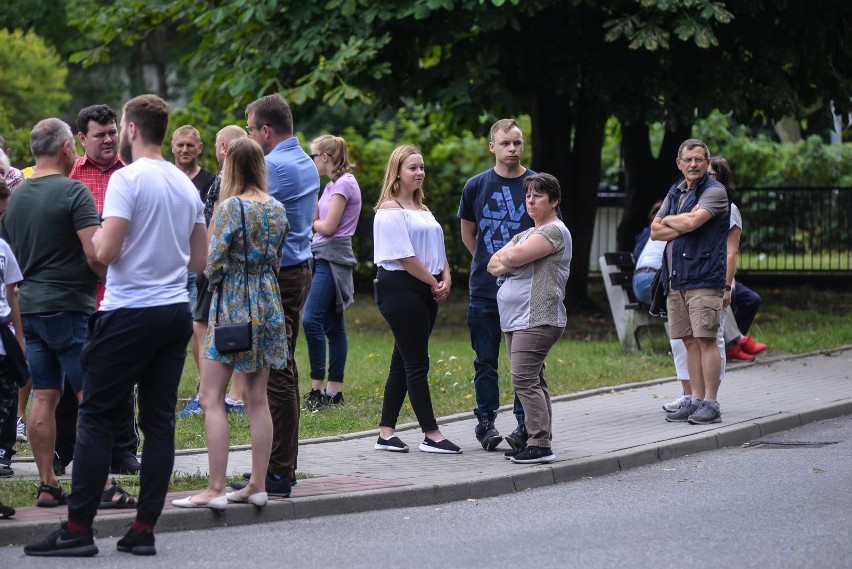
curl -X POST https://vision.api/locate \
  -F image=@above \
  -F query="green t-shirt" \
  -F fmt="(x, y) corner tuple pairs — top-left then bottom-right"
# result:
(0, 174), (100, 314)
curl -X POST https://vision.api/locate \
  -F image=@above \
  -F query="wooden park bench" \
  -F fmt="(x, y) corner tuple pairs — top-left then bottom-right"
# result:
(599, 251), (667, 352)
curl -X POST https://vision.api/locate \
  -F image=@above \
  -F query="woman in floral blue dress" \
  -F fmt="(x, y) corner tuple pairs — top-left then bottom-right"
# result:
(173, 138), (288, 510)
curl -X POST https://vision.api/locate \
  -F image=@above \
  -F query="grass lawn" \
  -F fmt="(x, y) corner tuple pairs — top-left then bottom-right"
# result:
(170, 282), (852, 447)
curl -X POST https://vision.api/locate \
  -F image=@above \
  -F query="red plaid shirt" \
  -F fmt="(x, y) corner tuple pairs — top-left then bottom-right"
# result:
(69, 154), (125, 214)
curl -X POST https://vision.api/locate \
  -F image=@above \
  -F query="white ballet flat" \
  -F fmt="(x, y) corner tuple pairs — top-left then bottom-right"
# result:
(207, 495), (228, 511)
(226, 491), (268, 507)
(172, 495), (227, 510)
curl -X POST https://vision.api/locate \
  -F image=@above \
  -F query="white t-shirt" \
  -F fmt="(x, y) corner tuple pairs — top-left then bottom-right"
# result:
(100, 158), (205, 310)
(373, 208), (446, 274)
(730, 203), (742, 230)
(0, 238), (23, 356)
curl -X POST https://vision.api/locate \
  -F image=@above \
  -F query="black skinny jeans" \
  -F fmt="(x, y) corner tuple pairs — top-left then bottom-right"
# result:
(68, 303), (191, 527)
(376, 268), (439, 433)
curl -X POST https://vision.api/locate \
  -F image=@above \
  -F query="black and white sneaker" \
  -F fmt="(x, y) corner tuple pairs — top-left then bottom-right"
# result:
(419, 438), (462, 454)
(24, 522), (98, 557)
(509, 445), (555, 464)
(503, 447), (524, 460)
(374, 436), (409, 452)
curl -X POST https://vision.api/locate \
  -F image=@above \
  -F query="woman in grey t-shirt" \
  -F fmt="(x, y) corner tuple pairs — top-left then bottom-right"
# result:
(487, 173), (572, 464)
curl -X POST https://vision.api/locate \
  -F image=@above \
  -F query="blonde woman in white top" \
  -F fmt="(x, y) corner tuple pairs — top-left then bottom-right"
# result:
(372, 145), (460, 454)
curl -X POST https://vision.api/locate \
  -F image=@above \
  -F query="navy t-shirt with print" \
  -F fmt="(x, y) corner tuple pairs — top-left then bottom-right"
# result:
(458, 168), (535, 299)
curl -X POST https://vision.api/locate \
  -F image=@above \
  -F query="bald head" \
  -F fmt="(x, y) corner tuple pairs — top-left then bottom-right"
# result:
(214, 125), (248, 167)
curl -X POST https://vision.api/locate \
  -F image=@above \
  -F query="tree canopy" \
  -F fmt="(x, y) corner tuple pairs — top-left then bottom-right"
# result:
(8, 0), (851, 307)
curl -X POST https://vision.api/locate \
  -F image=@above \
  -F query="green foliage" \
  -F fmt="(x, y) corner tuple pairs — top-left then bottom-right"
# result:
(0, 29), (70, 161)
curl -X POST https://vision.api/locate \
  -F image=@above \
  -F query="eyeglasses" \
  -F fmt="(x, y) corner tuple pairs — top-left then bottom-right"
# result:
(309, 153), (320, 160)
(245, 124), (266, 134)
(679, 156), (706, 165)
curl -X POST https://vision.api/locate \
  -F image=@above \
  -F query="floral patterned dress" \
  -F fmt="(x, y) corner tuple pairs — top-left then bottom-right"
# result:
(203, 196), (290, 372)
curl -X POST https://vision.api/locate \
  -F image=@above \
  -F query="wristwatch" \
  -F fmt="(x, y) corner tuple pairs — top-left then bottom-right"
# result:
(724, 285), (732, 291)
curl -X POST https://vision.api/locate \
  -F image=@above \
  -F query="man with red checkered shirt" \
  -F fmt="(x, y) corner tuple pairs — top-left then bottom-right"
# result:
(69, 105), (125, 215)
(55, 104), (140, 483)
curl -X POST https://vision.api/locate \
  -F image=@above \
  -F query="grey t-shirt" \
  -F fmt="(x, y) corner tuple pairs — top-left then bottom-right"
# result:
(496, 221), (572, 332)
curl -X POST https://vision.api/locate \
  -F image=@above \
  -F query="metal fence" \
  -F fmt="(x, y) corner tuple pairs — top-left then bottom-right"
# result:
(590, 186), (852, 273)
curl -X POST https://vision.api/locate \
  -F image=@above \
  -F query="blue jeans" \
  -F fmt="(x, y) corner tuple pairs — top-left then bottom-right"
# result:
(732, 281), (762, 335)
(467, 296), (523, 424)
(187, 272), (198, 313)
(302, 259), (348, 382)
(22, 311), (89, 392)
(632, 271), (656, 305)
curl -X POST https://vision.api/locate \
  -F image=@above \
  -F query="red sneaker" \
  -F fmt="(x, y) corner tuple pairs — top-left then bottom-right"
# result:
(726, 344), (755, 362)
(740, 336), (767, 355)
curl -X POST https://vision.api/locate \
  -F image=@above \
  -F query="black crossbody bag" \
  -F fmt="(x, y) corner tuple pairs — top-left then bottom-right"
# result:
(213, 199), (253, 354)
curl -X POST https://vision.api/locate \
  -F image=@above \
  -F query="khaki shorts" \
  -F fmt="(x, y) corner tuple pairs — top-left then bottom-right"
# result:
(667, 288), (723, 339)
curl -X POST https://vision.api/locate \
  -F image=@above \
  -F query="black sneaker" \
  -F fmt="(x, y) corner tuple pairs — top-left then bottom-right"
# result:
(0, 464), (12, 477)
(324, 392), (345, 407)
(475, 422), (503, 451)
(230, 473), (291, 497)
(374, 436), (409, 452)
(419, 438), (462, 454)
(503, 447), (524, 460)
(0, 502), (14, 519)
(504, 423), (529, 451)
(510, 445), (555, 464)
(665, 400), (699, 423)
(242, 471), (298, 485)
(24, 522), (98, 557)
(116, 527), (156, 556)
(36, 482), (68, 508)
(53, 451), (66, 476)
(303, 389), (328, 411)
(110, 454), (141, 475)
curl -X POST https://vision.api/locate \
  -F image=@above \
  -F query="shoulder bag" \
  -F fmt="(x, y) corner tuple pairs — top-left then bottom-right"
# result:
(213, 199), (253, 354)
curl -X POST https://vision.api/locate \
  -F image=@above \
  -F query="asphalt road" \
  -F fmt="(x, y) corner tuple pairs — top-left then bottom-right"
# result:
(4, 415), (851, 568)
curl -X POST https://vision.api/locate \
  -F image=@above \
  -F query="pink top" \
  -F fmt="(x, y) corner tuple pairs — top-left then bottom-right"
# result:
(312, 172), (362, 244)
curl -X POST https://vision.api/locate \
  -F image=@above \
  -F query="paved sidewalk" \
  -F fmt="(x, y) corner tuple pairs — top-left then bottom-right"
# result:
(3, 346), (851, 546)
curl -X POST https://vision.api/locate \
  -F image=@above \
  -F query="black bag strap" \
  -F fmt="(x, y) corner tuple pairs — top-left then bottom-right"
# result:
(214, 198), (251, 325)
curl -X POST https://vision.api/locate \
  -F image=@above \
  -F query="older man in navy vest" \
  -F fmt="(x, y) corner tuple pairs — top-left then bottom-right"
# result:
(651, 139), (730, 425)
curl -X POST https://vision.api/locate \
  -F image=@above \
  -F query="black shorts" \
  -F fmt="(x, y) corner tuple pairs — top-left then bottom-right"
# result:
(193, 272), (213, 323)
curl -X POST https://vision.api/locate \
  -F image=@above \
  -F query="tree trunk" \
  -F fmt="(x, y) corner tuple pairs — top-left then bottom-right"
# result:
(617, 122), (692, 252)
(531, 89), (607, 313)
(565, 92), (607, 312)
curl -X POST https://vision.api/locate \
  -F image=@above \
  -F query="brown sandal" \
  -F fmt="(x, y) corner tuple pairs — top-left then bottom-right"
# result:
(100, 478), (138, 509)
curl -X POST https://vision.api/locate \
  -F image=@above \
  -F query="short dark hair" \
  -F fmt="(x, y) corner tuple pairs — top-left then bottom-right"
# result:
(76, 104), (117, 134)
(523, 172), (561, 203)
(677, 138), (710, 160)
(122, 95), (170, 146)
(245, 94), (293, 136)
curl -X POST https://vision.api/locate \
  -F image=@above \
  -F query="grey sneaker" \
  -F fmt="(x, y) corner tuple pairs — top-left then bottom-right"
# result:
(662, 394), (689, 413)
(688, 400), (722, 424)
(665, 400), (699, 422)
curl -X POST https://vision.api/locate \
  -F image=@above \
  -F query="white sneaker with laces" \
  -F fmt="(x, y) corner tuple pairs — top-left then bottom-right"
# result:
(662, 395), (689, 413)
(16, 416), (27, 442)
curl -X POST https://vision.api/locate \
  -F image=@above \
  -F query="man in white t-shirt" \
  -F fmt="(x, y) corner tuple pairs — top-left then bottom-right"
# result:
(25, 95), (206, 558)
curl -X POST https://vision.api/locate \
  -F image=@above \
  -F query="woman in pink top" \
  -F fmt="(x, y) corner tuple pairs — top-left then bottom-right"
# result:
(302, 135), (361, 411)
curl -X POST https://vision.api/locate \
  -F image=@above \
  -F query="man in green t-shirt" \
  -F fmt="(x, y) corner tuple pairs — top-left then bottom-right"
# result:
(0, 118), (105, 508)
